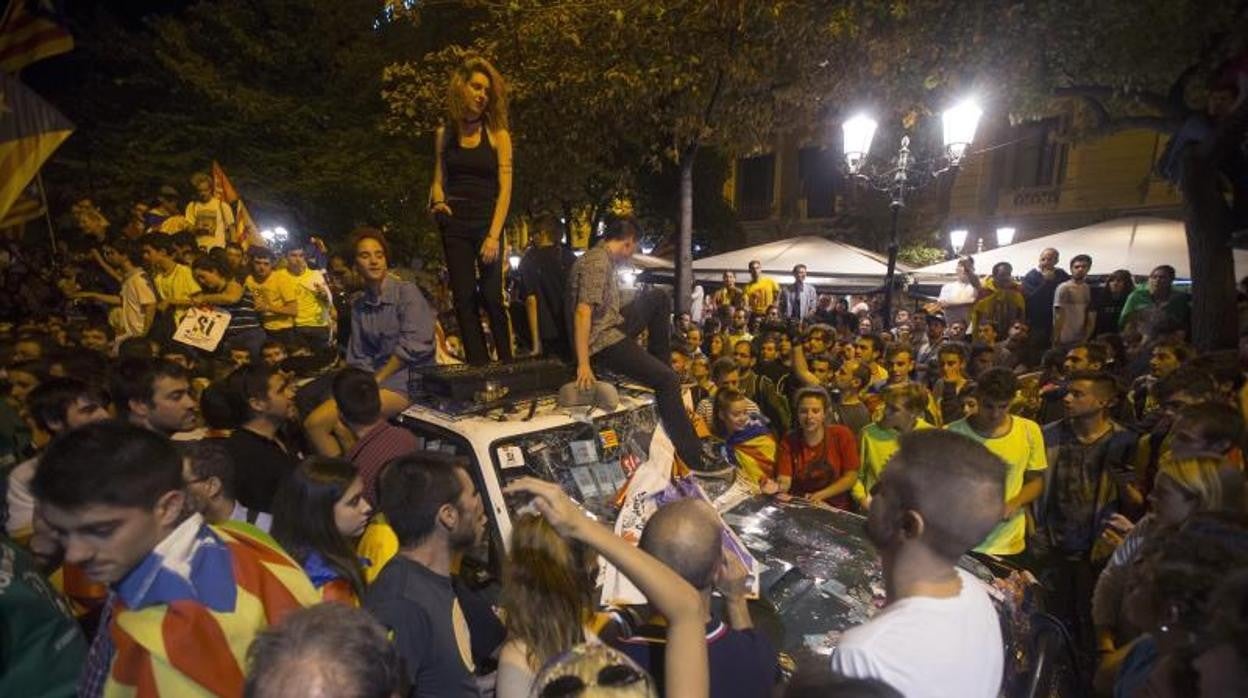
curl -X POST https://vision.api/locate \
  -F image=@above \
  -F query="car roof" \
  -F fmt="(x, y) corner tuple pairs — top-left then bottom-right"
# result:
(397, 384), (659, 444)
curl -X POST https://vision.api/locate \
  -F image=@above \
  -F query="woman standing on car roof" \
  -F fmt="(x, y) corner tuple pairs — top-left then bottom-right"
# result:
(428, 55), (514, 366)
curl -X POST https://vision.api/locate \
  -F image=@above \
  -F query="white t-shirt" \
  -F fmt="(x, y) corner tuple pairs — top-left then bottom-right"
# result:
(184, 198), (234, 249)
(1053, 279), (1092, 345)
(5, 456), (37, 537)
(830, 568), (1003, 698)
(690, 285), (705, 323)
(119, 267), (157, 340)
(938, 280), (978, 327)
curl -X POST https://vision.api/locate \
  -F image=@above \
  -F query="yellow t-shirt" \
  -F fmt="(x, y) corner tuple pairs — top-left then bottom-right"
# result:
(246, 270), (299, 331)
(742, 276), (781, 314)
(358, 515), (399, 584)
(853, 419), (935, 505)
(285, 267), (332, 328)
(946, 416), (1047, 555)
(154, 263), (201, 325)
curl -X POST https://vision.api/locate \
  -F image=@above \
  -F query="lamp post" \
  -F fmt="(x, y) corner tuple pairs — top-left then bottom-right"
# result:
(842, 99), (982, 329)
(949, 228), (969, 255)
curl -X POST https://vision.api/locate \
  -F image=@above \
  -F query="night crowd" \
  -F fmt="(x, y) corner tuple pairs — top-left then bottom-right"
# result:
(1, 55), (1246, 698)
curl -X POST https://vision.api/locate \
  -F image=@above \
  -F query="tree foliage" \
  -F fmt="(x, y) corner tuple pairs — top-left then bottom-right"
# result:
(40, 1), (445, 260)
(37, 0), (1248, 339)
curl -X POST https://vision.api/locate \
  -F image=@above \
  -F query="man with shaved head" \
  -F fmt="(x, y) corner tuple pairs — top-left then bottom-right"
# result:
(830, 430), (1006, 697)
(608, 498), (779, 698)
(1022, 247), (1069, 353)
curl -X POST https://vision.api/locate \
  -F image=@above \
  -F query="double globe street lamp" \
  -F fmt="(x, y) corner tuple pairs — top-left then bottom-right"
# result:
(841, 99), (983, 329)
(949, 225), (1015, 256)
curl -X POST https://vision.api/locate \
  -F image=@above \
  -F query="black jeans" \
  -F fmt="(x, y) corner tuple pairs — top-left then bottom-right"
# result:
(1034, 546), (1099, 679)
(443, 235), (513, 365)
(294, 325), (335, 364)
(592, 289), (704, 469)
(293, 325), (331, 349)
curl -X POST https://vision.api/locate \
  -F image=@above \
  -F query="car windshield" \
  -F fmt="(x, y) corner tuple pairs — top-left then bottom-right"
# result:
(492, 403), (660, 523)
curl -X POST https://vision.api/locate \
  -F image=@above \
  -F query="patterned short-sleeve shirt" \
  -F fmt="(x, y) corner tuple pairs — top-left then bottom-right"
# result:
(569, 245), (626, 355)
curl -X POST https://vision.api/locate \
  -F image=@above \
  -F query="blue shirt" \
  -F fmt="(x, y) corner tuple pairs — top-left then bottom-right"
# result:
(347, 276), (435, 374)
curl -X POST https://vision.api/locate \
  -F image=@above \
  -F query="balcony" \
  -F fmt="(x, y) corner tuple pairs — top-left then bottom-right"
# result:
(1003, 185), (1062, 212)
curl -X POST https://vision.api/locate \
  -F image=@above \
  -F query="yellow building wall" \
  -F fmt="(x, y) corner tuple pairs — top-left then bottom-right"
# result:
(947, 128), (1181, 232)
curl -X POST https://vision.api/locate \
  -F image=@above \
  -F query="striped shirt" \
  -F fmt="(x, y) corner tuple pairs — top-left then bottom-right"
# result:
(221, 286), (263, 332)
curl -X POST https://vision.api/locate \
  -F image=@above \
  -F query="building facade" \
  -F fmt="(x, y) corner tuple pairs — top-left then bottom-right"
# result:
(726, 107), (1182, 252)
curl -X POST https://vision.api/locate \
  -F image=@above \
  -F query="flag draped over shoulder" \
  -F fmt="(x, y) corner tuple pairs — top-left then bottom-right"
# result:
(0, 70), (71, 221)
(105, 517), (318, 697)
(212, 160), (260, 247)
(720, 418), (778, 485)
(0, 1), (73, 74)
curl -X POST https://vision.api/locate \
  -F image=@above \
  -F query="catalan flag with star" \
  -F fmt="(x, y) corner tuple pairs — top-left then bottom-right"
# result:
(0, 70), (71, 222)
(98, 515), (318, 697)
(0, 0), (74, 73)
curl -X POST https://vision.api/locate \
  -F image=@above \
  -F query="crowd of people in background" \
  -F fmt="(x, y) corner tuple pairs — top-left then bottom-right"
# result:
(3, 195), (1248, 697)
(2, 54), (1247, 698)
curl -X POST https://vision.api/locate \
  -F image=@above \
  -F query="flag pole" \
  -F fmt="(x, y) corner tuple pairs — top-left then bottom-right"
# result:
(35, 170), (58, 269)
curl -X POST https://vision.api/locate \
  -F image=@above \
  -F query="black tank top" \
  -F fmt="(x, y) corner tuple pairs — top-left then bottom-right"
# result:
(442, 126), (500, 238)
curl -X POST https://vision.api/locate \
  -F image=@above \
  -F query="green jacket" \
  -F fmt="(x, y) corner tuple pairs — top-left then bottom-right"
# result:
(0, 536), (88, 697)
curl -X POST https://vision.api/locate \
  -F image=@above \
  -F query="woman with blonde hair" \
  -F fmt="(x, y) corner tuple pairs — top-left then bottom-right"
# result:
(1092, 456), (1228, 675)
(429, 55), (514, 366)
(496, 514), (612, 698)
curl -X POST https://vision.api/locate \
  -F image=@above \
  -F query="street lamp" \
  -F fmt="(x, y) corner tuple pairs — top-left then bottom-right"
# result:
(942, 99), (983, 165)
(842, 114), (879, 175)
(949, 229), (969, 255)
(841, 98), (983, 329)
(996, 226), (1016, 246)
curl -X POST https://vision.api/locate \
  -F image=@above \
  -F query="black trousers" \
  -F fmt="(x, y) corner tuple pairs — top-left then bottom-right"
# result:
(443, 235), (512, 366)
(294, 325), (336, 365)
(593, 289), (704, 469)
(1034, 547), (1099, 680)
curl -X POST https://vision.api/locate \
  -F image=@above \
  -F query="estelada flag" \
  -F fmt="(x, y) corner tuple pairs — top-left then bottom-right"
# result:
(0, 0), (74, 74)
(0, 71), (72, 221)
(0, 177), (42, 228)
(235, 198), (261, 247)
(212, 160), (262, 247)
(211, 159), (239, 204)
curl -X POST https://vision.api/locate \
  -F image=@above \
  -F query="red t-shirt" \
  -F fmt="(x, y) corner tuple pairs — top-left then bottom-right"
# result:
(776, 425), (860, 509)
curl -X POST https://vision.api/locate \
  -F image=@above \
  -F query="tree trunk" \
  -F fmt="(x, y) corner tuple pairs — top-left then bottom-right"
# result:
(1181, 189), (1237, 352)
(676, 149), (695, 316)
(1180, 100), (1248, 352)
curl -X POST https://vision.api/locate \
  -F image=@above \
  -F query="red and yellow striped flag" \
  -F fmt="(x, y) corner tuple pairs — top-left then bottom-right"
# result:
(104, 522), (318, 697)
(0, 71), (72, 222)
(0, 1), (73, 74)
(0, 177), (42, 228)
(213, 160), (262, 247)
